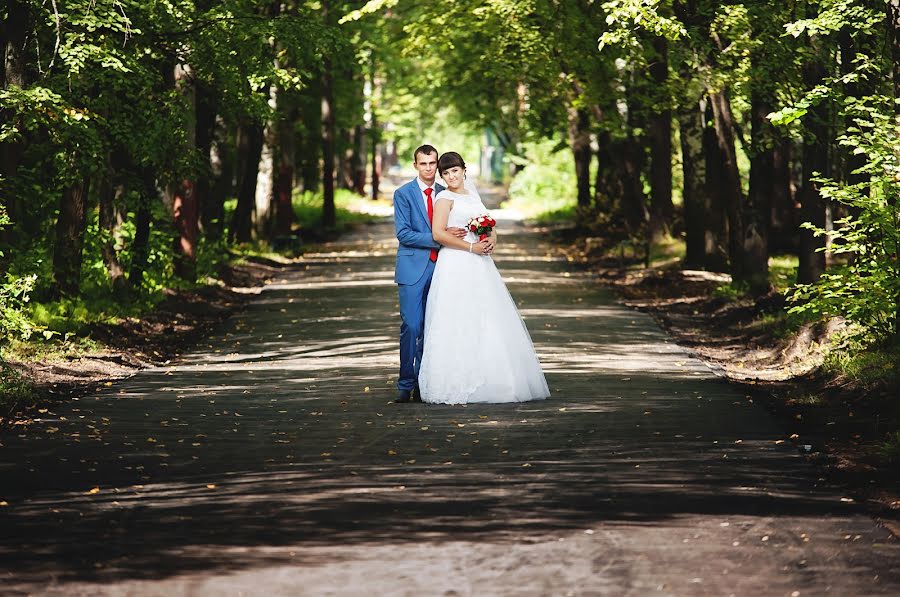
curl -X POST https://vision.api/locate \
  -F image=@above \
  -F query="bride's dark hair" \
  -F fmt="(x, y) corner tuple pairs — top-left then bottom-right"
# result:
(438, 151), (466, 175)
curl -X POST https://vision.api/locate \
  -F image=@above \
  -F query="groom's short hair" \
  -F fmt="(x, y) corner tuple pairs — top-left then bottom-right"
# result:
(413, 144), (438, 163)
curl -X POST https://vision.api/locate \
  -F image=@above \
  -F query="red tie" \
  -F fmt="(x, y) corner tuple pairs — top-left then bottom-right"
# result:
(425, 187), (437, 261)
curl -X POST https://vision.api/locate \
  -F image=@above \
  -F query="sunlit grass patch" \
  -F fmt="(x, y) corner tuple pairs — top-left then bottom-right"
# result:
(823, 345), (900, 390)
(292, 189), (384, 231)
(504, 138), (579, 221)
(769, 254), (798, 292)
(649, 234), (685, 266)
(0, 363), (38, 415)
(785, 392), (825, 407)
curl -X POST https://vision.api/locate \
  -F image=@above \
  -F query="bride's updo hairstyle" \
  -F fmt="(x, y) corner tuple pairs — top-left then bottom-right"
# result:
(438, 151), (466, 176)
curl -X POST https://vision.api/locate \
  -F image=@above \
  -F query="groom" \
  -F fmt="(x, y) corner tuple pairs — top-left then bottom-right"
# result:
(393, 144), (466, 403)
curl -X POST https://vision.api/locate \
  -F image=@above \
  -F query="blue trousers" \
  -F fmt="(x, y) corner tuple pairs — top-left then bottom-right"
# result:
(397, 260), (435, 391)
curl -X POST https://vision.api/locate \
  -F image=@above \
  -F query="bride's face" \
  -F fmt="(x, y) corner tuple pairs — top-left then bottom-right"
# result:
(441, 166), (465, 188)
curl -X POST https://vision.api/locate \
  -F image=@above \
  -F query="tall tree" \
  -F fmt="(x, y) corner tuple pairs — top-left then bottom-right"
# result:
(647, 37), (674, 239)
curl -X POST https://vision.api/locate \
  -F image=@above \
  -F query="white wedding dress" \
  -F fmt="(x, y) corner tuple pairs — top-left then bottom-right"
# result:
(418, 186), (550, 404)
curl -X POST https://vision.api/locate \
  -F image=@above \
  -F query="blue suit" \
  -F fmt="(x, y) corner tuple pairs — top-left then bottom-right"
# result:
(394, 178), (445, 392)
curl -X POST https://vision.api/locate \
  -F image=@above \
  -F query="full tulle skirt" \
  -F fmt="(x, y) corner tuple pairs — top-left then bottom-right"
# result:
(418, 247), (550, 404)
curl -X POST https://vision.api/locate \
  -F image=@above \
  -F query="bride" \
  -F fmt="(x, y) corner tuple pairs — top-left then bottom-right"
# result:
(417, 151), (550, 404)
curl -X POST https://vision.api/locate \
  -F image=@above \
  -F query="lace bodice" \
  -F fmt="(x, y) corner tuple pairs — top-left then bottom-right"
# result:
(435, 189), (489, 242)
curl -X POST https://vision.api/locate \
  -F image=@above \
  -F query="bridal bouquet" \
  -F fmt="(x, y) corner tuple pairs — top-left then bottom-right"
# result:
(467, 214), (496, 240)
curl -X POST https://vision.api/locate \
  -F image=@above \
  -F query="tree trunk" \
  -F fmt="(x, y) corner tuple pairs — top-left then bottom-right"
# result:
(352, 124), (366, 196)
(195, 80), (217, 239)
(254, 84), (276, 240)
(890, 1), (900, 110)
(52, 175), (91, 297)
(205, 120), (233, 242)
(97, 155), (127, 291)
(129, 168), (155, 287)
(321, 55), (337, 229)
(567, 106), (592, 210)
(797, 55), (829, 284)
(336, 129), (347, 190)
(648, 37), (674, 239)
(889, 0), (900, 340)
(274, 102), (296, 239)
(1, 0), (29, 237)
(678, 102), (707, 268)
(230, 122), (264, 243)
(370, 128), (381, 201)
(368, 63), (381, 201)
(702, 100), (730, 271)
(297, 86), (322, 193)
(769, 138), (795, 253)
(170, 63), (198, 281)
(743, 92), (773, 294)
(708, 89), (746, 282)
(594, 130), (620, 212)
(614, 136), (649, 232)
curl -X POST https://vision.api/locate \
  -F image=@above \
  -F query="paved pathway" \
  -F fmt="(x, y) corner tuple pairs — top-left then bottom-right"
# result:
(1, 214), (898, 596)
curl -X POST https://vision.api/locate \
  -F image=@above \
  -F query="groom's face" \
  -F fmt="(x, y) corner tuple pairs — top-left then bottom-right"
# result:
(414, 151), (438, 185)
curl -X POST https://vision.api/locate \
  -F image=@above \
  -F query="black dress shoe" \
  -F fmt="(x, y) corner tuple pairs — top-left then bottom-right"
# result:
(395, 389), (413, 403)
(412, 385), (423, 402)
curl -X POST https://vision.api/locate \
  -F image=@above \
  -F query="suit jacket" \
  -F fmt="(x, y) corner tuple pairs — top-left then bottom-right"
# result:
(394, 178), (445, 285)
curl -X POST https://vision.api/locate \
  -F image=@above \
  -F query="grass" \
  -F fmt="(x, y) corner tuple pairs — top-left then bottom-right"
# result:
(823, 344), (900, 390)
(292, 189), (382, 231)
(525, 204), (578, 225)
(0, 363), (38, 416)
(2, 188), (384, 365)
(769, 254), (798, 292)
(648, 235), (685, 266)
(879, 432), (900, 464)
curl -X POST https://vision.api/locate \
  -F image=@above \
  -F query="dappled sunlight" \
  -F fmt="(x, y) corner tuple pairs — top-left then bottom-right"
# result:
(2, 220), (897, 591)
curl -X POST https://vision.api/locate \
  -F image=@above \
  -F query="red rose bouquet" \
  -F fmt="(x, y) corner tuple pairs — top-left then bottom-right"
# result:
(467, 214), (496, 240)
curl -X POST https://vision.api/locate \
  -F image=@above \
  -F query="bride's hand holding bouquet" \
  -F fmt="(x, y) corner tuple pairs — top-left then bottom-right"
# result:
(467, 214), (496, 240)
(467, 214), (496, 255)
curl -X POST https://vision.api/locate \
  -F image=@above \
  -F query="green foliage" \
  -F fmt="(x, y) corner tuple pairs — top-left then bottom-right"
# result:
(785, 94), (900, 344)
(823, 343), (900, 389)
(712, 282), (746, 301)
(0, 363), (38, 415)
(292, 188), (382, 231)
(0, 207), (37, 343)
(769, 255), (798, 292)
(505, 138), (579, 218)
(879, 432), (900, 465)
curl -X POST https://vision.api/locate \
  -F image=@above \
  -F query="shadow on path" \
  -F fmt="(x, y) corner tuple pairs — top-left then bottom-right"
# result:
(1, 221), (898, 595)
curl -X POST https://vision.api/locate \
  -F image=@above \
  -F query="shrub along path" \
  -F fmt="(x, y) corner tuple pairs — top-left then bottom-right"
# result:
(0, 214), (898, 595)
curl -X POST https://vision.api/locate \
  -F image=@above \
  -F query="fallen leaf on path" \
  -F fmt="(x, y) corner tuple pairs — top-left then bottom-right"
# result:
(86, 487), (100, 495)
(206, 484), (216, 489)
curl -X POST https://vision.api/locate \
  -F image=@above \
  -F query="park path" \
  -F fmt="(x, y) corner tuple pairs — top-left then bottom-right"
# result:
(1, 205), (898, 596)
